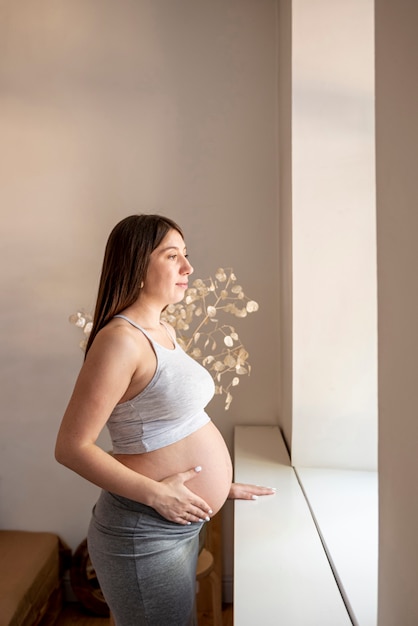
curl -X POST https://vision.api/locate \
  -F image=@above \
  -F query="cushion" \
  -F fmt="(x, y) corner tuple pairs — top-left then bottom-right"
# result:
(0, 531), (62, 626)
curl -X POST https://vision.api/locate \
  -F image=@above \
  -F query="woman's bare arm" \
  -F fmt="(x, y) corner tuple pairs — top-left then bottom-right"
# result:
(55, 325), (212, 524)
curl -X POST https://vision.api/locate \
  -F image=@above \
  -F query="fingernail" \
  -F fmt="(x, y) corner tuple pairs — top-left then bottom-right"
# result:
(187, 521), (192, 525)
(195, 466), (202, 472)
(198, 519), (204, 522)
(205, 516), (210, 522)
(252, 495), (259, 500)
(208, 509), (213, 514)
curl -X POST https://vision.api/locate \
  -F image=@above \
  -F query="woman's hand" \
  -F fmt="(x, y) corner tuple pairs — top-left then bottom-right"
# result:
(228, 482), (276, 500)
(152, 466), (214, 525)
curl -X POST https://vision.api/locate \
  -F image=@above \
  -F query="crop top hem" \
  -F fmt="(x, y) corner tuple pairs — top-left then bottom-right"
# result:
(111, 410), (211, 455)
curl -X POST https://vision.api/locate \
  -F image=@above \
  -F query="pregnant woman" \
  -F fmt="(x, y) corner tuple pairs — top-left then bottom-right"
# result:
(55, 214), (274, 626)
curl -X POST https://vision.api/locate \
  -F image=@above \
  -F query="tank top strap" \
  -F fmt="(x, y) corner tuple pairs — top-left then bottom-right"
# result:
(113, 314), (176, 347)
(113, 314), (153, 342)
(159, 319), (176, 344)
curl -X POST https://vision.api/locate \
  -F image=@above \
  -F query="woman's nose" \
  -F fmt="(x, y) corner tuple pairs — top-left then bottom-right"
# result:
(183, 257), (193, 275)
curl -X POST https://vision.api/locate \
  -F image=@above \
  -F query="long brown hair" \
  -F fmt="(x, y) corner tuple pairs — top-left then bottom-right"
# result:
(85, 214), (183, 355)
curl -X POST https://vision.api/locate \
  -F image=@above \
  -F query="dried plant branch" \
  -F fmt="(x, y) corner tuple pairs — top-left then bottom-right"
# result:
(161, 268), (259, 410)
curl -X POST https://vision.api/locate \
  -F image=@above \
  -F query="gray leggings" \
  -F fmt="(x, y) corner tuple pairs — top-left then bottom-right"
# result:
(87, 490), (203, 626)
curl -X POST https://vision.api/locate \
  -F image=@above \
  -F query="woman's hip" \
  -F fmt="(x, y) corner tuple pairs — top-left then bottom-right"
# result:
(87, 490), (203, 552)
(86, 491), (202, 625)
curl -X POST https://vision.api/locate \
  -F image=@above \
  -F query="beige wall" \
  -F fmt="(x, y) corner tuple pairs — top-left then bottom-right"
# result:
(376, 0), (418, 623)
(0, 0), (280, 594)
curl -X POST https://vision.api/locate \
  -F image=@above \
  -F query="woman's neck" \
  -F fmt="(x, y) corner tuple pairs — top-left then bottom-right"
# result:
(121, 301), (163, 331)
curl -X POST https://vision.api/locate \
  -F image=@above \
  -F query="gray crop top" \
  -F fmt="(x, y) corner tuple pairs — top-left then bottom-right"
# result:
(106, 315), (214, 454)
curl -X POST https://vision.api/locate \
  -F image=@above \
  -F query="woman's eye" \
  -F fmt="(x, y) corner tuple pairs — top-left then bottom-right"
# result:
(168, 254), (177, 260)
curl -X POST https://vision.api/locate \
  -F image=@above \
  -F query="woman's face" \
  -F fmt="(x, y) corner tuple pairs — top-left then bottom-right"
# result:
(143, 228), (194, 306)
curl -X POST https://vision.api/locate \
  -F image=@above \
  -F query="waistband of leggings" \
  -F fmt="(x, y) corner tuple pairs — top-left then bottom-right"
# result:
(100, 490), (161, 516)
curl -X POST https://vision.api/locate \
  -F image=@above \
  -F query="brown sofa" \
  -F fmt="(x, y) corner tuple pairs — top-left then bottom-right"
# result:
(0, 530), (70, 626)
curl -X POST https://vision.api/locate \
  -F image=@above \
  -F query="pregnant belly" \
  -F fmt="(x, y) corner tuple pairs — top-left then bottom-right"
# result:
(114, 421), (233, 515)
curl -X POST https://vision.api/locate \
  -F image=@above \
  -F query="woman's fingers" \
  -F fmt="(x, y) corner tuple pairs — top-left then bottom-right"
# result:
(157, 466), (213, 524)
(179, 465), (203, 482)
(228, 482), (277, 500)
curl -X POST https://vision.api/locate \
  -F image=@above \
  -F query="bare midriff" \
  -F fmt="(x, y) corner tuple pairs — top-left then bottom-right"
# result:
(114, 421), (233, 515)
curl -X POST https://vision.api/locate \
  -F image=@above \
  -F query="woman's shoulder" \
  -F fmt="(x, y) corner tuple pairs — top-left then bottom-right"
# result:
(89, 318), (151, 362)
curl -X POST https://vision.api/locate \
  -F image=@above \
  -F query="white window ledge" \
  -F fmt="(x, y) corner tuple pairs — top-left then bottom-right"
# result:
(234, 425), (377, 626)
